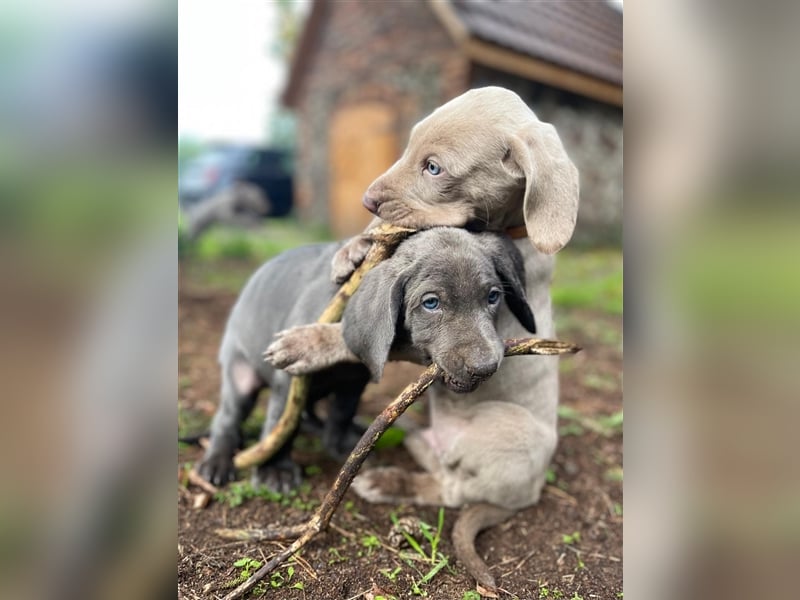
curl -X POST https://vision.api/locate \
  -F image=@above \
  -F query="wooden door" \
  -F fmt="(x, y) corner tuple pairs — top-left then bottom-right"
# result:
(329, 102), (397, 238)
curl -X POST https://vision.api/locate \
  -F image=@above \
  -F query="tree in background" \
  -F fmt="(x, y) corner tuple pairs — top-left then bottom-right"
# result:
(266, 0), (305, 165)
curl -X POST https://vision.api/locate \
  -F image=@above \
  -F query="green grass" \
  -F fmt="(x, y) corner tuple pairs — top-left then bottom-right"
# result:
(180, 216), (331, 259)
(180, 217), (334, 293)
(552, 248), (622, 315)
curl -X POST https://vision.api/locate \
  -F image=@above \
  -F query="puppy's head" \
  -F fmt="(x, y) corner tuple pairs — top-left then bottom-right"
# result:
(342, 229), (536, 392)
(363, 86), (579, 254)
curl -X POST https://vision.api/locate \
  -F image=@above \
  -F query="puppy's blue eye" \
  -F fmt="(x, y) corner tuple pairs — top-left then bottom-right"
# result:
(421, 295), (440, 310)
(487, 289), (501, 305)
(425, 161), (442, 176)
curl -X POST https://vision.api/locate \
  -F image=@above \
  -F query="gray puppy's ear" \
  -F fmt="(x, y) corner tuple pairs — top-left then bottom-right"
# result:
(481, 234), (537, 334)
(502, 119), (579, 255)
(342, 262), (405, 381)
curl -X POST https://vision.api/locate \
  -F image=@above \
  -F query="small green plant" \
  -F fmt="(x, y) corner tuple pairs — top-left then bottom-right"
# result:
(327, 547), (347, 565)
(392, 508), (449, 595)
(538, 582), (567, 599)
(304, 464), (322, 476)
(252, 581), (267, 595)
(233, 557), (261, 577)
(265, 564), (303, 590)
(361, 534), (381, 556)
(562, 531), (581, 545)
(380, 566), (403, 582)
(571, 593), (584, 600)
(462, 591), (482, 600)
(614, 502), (623, 516)
(545, 467), (557, 484)
(538, 582), (550, 598)
(224, 556), (262, 587)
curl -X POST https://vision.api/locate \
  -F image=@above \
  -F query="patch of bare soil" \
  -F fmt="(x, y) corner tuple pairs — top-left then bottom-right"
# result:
(178, 280), (622, 599)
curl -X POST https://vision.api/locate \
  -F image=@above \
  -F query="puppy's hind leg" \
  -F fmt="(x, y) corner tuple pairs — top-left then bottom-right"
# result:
(352, 467), (444, 506)
(252, 370), (303, 494)
(198, 358), (263, 486)
(321, 380), (369, 460)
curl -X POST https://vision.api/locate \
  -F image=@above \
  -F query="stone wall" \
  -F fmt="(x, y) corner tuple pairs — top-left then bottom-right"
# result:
(292, 0), (468, 230)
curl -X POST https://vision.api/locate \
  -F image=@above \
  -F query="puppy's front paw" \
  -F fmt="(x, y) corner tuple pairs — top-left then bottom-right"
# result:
(264, 325), (334, 374)
(331, 236), (373, 284)
(197, 452), (237, 487)
(252, 461), (303, 495)
(352, 467), (416, 504)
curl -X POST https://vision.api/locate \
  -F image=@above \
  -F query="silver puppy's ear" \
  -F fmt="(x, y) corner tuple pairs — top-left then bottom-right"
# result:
(481, 234), (537, 334)
(502, 120), (579, 254)
(342, 263), (405, 382)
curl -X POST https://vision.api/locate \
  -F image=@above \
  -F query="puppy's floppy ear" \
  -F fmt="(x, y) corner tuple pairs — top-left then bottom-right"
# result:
(342, 262), (405, 381)
(481, 234), (537, 334)
(502, 118), (579, 255)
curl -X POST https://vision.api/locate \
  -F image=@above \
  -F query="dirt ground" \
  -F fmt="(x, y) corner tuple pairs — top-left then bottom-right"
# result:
(178, 267), (623, 600)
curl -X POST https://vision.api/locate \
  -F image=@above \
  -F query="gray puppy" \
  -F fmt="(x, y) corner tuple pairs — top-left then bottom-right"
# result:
(199, 228), (535, 492)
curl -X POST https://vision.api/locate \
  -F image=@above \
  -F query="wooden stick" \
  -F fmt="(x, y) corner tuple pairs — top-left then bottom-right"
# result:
(232, 224), (415, 470)
(219, 338), (580, 599)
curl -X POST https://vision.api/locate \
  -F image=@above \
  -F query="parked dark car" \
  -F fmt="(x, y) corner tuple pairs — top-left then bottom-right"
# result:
(179, 145), (293, 217)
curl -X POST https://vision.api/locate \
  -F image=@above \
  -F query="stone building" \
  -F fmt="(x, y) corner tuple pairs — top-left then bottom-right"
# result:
(282, 0), (622, 245)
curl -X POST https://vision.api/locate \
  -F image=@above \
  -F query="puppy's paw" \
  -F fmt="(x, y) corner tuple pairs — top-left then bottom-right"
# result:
(196, 452), (237, 487)
(352, 467), (416, 504)
(252, 461), (303, 495)
(263, 325), (334, 374)
(331, 236), (373, 284)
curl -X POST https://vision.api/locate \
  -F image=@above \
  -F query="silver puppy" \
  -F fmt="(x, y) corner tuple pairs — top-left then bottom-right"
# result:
(200, 228), (535, 495)
(266, 86), (580, 593)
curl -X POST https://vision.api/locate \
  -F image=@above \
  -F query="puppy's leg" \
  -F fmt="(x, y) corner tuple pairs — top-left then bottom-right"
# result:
(198, 358), (262, 486)
(330, 216), (383, 283)
(251, 371), (303, 494)
(352, 468), (444, 506)
(265, 323), (357, 375)
(322, 383), (367, 460)
(404, 429), (444, 475)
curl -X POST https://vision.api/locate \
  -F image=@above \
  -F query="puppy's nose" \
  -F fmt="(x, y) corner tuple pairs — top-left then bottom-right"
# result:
(362, 192), (380, 214)
(466, 359), (499, 380)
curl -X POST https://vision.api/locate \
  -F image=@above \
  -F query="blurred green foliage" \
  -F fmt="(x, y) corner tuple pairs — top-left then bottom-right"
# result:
(671, 216), (800, 329)
(553, 248), (623, 315)
(180, 217), (332, 263)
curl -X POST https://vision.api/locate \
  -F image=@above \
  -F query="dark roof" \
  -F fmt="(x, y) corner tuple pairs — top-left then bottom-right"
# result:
(449, 0), (622, 86)
(283, 0), (622, 108)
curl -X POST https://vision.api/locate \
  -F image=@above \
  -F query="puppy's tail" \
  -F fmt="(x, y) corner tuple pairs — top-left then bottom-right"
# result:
(452, 503), (516, 597)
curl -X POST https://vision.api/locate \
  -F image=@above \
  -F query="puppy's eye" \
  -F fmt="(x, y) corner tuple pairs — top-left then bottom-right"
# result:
(487, 288), (501, 305)
(425, 160), (442, 176)
(421, 294), (440, 311)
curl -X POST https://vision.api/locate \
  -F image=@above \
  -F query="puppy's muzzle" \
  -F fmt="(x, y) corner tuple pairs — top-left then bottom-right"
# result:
(442, 358), (500, 394)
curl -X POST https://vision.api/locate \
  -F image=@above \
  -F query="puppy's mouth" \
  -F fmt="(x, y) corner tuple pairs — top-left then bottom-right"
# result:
(441, 372), (489, 394)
